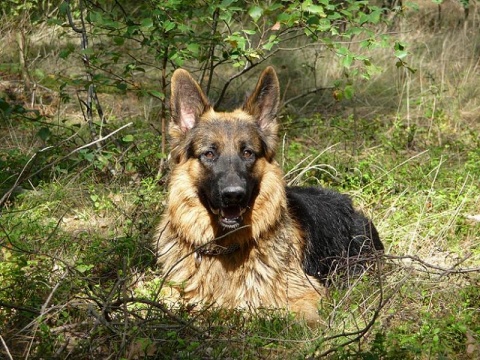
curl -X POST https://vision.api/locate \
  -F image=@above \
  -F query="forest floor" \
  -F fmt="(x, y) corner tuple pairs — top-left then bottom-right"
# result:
(1, 2), (480, 359)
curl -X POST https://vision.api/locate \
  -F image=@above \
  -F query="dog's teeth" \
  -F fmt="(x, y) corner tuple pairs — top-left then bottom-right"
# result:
(220, 207), (245, 219)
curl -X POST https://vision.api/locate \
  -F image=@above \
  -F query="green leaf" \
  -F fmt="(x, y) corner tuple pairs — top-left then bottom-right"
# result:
(263, 37), (277, 51)
(149, 90), (165, 100)
(113, 36), (125, 46)
(163, 20), (176, 32)
(116, 82), (128, 91)
(58, 1), (69, 15)
(59, 48), (73, 59)
(303, 4), (325, 16)
(343, 85), (355, 100)
(248, 6), (263, 22)
(394, 42), (409, 60)
(342, 54), (354, 68)
(81, 48), (95, 56)
(220, 0), (236, 7)
(336, 46), (348, 56)
(141, 18), (153, 28)
(394, 41), (406, 51)
(88, 11), (103, 25)
(34, 69), (45, 79)
(122, 134), (134, 142)
(37, 127), (51, 142)
(76, 264), (94, 273)
(187, 43), (200, 56)
(0, 98), (10, 112)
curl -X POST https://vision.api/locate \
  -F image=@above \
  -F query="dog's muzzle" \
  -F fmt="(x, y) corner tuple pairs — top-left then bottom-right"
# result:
(213, 185), (247, 229)
(210, 205), (247, 229)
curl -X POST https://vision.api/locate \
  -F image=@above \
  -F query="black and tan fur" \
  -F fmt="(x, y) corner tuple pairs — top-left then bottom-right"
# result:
(154, 67), (383, 322)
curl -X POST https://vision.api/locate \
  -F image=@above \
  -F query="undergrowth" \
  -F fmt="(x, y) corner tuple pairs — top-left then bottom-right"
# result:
(1, 2), (480, 359)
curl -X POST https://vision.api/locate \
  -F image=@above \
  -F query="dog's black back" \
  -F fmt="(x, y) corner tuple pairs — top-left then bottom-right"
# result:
(286, 186), (383, 280)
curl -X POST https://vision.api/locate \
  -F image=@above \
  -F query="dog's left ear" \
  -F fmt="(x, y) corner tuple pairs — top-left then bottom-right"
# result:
(243, 66), (280, 130)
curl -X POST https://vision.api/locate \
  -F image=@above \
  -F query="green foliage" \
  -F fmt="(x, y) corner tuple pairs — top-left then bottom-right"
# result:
(0, 178), (162, 356)
(0, 0), (60, 22)
(51, 0), (398, 104)
(1, 0), (402, 204)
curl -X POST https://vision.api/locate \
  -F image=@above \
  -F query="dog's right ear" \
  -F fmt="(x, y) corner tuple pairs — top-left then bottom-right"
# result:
(243, 66), (280, 131)
(170, 69), (210, 132)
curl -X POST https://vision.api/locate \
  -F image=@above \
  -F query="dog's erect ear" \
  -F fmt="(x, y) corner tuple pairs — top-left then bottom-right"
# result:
(243, 66), (280, 130)
(170, 69), (210, 132)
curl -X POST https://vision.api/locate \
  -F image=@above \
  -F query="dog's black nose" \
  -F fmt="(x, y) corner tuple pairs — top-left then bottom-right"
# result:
(221, 186), (246, 204)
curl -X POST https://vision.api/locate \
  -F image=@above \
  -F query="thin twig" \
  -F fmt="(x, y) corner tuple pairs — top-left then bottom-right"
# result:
(205, 7), (220, 96)
(0, 122), (132, 208)
(147, 225), (250, 328)
(282, 86), (334, 109)
(156, 225), (251, 294)
(110, 297), (204, 334)
(157, 44), (169, 178)
(24, 269), (70, 359)
(386, 253), (480, 275)
(214, 64), (261, 109)
(66, 0), (112, 173)
(0, 148), (42, 207)
(314, 263), (406, 357)
(0, 301), (39, 315)
(0, 335), (13, 360)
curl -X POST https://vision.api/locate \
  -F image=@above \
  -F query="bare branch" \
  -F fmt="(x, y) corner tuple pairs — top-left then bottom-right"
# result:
(0, 122), (132, 208)
(0, 335), (13, 360)
(282, 86), (334, 109)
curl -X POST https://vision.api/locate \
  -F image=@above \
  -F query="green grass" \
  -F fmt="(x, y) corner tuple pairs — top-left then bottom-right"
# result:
(2, 3), (480, 359)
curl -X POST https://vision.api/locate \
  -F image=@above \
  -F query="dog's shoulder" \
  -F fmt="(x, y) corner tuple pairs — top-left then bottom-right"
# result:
(286, 186), (356, 227)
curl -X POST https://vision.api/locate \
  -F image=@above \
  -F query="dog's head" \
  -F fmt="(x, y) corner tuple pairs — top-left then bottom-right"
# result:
(168, 67), (280, 230)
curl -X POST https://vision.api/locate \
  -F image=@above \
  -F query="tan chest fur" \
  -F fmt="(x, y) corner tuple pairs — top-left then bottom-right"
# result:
(155, 211), (324, 321)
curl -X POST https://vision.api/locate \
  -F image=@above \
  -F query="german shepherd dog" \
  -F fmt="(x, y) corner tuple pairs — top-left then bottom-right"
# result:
(154, 67), (383, 322)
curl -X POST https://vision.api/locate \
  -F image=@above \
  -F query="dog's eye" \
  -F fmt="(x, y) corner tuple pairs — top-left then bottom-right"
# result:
(242, 149), (254, 159)
(203, 150), (215, 160)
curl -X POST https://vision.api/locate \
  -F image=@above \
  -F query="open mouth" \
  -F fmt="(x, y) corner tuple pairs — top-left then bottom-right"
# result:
(211, 206), (246, 229)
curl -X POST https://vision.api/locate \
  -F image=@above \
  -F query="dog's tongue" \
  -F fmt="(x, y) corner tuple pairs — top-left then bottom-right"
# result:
(221, 206), (241, 219)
